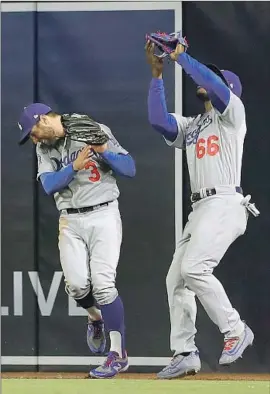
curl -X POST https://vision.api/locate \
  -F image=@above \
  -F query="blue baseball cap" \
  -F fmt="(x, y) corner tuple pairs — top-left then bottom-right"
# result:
(206, 64), (242, 98)
(18, 103), (52, 145)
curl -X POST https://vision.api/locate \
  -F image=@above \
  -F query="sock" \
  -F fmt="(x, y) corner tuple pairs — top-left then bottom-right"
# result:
(100, 296), (125, 358)
(109, 331), (123, 357)
(87, 306), (102, 322)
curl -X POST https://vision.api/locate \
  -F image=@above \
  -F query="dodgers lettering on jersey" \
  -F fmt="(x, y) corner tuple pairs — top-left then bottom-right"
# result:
(165, 92), (246, 193)
(36, 123), (128, 210)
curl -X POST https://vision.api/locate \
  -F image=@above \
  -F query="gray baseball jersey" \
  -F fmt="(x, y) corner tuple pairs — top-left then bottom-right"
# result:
(36, 123), (128, 210)
(166, 92), (246, 192)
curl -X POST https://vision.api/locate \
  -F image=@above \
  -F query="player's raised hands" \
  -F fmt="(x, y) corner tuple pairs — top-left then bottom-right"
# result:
(145, 40), (164, 78)
(73, 145), (92, 171)
(169, 43), (186, 61)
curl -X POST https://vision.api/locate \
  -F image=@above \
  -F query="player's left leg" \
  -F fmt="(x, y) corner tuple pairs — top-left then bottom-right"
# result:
(85, 201), (128, 379)
(180, 194), (254, 365)
(58, 214), (106, 354)
(157, 222), (201, 379)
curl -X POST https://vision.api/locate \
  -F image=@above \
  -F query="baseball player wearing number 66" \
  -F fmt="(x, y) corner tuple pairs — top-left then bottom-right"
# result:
(18, 104), (136, 379)
(146, 41), (259, 379)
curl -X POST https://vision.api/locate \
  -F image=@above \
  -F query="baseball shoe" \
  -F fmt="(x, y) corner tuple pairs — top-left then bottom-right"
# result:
(89, 351), (129, 379)
(219, 324), (254, 365)
(157, 351), (201, 379)
(87, 319), (106, 354)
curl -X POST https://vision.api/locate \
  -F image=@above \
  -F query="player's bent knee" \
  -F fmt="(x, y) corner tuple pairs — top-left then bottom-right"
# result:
(180, 261), (198, 283)
(180, 259), (213, 283)
(65, 281), (91, 300)
(92, 285), (118, 305)
(74, 290), (95, 309)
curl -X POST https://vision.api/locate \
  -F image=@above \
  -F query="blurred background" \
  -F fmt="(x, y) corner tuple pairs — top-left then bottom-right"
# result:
(1, 1), (270, 374)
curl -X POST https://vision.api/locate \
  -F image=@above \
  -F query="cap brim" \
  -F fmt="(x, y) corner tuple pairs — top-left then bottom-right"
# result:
(205, 63), (228, 87)
(18, 128), (31, 145)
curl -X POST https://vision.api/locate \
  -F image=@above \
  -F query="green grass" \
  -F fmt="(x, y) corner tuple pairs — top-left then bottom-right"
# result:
(2, 379), (270, 394)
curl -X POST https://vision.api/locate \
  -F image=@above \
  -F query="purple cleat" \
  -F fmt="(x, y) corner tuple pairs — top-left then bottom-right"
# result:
(219, 323), (254, 365)
(87, 319), (106, 354)
(89, 351), (129, 379)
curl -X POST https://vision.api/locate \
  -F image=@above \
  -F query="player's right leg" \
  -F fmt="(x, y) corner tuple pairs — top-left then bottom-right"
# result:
(180, 195), (253, 365)
(157, 221), (201, 379)
(58, 214), (106, 354)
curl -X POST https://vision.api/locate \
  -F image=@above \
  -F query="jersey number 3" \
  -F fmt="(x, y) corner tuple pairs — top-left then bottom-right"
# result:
(196, 135), (219, 159)
(84, 161), (101, 182)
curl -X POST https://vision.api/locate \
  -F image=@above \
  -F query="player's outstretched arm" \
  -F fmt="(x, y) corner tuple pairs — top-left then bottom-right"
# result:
(145, 41), (178, 142)
(148, 79), (178, 142)
(171, 45), (230, 113)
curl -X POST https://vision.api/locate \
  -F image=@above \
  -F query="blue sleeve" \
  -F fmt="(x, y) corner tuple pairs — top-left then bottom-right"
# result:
(40, 163), (76, 195)
(100, 151), (136, 178)
(148, 78), (178, 142)
(176, 52), (230, 113)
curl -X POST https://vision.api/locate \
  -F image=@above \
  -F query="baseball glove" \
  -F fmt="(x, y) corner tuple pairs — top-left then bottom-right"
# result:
(61, 113), (109, 145)
(145, 30), (189, 58)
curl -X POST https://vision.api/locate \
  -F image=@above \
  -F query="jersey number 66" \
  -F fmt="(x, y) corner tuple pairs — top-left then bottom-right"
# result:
(196, 135), (219, 159)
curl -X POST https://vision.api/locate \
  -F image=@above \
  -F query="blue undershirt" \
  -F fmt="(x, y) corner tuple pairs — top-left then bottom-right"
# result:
(100, 151), (136, 178)
(40, 152), (136, 195)
(148, 52), (230, 142)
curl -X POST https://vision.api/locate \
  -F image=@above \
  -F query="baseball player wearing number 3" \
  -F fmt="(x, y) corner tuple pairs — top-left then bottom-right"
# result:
(18, 104), (136, 379)
(146, 41), (258, 379)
